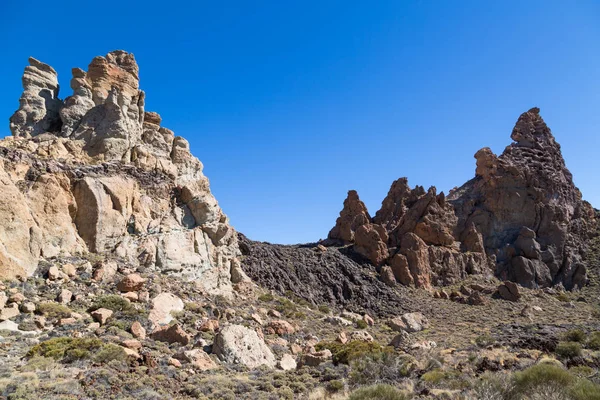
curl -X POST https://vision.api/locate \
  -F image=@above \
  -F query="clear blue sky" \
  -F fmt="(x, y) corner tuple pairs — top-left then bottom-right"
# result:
(1, 1), (599, 244)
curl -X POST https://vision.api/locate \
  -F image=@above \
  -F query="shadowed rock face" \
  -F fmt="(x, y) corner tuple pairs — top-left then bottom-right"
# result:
(2, 52), (244, 296)
(326, 108), (596, 290)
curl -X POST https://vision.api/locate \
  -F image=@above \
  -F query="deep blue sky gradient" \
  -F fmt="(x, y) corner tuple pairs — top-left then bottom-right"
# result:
(1, 1), (599, 243)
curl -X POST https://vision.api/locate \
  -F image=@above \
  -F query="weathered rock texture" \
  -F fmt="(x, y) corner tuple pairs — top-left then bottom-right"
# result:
(326, 108), (596, 290)
(2, 52), (240, 295)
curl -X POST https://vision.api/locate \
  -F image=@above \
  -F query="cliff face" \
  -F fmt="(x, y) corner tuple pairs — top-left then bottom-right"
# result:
(1, 51), (246, 296)
(326, 108), (596, 290)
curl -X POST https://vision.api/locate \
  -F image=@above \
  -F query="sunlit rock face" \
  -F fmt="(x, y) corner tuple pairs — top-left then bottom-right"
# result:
(326, 108), (596, 290)
(2, 51), (245, 296)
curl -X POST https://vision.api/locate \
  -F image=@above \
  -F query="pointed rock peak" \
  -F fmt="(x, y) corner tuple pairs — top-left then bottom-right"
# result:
(327, 190), (371, 244)
(374, 177), (416, 228)
(510, 107), (556, 149)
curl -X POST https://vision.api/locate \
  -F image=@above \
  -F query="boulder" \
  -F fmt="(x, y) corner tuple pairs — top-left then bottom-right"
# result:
(179, 349), (218, 371)
(148, 293), (184, 327)
(130, 321), (146, 340)
(91, 308), (113, 325)
(213, 324), (276, 368)
(498, 281), (521, 302)
(117, 273), (146, 292)
(150, 324), (190, 345)
(278, 354), (297, 371)
(388, 312), (429, 333)
(299, 349), (332, 367)
(266, 320), (295, 335)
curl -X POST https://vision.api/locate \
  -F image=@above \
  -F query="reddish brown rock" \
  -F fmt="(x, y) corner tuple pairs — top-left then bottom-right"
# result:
(131, 321), (146, 340)
(197, 318), (219, 333)
(498, 281), (521, 302)
(117, 273), (146, 292)
(150, 323), (191, 345)
(354, 223), (389, 266)
(327, 190), (371, 244)
(324, 107), (595, 292)
(267, 320), (295, 335)
(389, 253), (413, 286)
(91, 308), (113, 325)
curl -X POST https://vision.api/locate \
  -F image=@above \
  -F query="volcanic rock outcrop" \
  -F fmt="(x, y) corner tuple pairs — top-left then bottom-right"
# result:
(326, 108), (595, 290)
(2, 51), (244, 295)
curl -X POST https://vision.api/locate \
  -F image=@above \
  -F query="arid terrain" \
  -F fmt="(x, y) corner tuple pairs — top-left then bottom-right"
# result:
(0, 52), (599, 400)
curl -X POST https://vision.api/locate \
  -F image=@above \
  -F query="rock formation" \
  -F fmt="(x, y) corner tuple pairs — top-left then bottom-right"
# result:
(2, 51), (244, 296)
(326, 108), (595, 290)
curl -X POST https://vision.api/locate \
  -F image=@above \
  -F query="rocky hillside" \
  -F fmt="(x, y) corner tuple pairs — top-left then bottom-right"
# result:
(1, 52), (600, 400)
(1, 51), (246, 296)
(325, 108), (596, 291)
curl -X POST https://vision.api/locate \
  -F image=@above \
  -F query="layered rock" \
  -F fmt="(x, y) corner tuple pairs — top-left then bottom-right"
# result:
(325, 108), (595, 290)
(2, 51), (240, 296)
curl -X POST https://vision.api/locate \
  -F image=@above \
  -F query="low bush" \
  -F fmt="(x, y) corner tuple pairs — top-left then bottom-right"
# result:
(570, 377), (600, 400)
(27, 337), (127, 364)
(588, 332), (600, 350)
(475, 334), (495, 348)
(89, 295), (132, 313)
(564, 329), (586, 343)
(356, 319), (368, 329)
(513, 363), (575, 395)
(316, 341), (389, 365)
(326, 380), (344, 393)
(555, 341), (583, 359)
(318, 305), (331, 314)
(348, 384), (408, 400)
(258, 293), (274, 302)
(350, 352), (415, 386)
(36, 302), (72, 319)
(28, 337), (103, 362)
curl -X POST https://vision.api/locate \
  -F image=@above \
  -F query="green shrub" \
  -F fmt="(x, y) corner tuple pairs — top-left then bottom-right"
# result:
(348, 384), (408, 400)
(89, 295), (132, 313)
(315, 341), (389, 365)
(258, 293), (274, 302)
(475, 334), (494, 347)
(93, 344), (127, 364)
(27, 337), (103, 361)
(350, 352), (415, 386)
(318, 305), (331, 314)
(556, 293), (570, 302)
(27, 337), (127, 365)
(555, 341), (582, 359)
(36, 302), (72, 319)
(513, 363), (575, 394)
(569, 378), (600, 400)
(326, 380), (344, 393)
(570, 365), (594, 378)
(564, 329), (586, 343)
(356, 319), (368, 329)
(588, 332), (600, 350)
(421, 369), (449, 385)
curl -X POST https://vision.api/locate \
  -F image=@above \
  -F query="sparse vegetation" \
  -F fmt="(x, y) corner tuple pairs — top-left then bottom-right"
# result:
(315, 340), (389, 365)
(348, 384), (408, 400)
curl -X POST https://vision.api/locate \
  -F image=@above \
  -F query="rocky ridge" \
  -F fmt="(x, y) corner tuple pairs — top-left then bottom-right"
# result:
(2, 51), (247, 296)
(326, 108), (596, 291)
